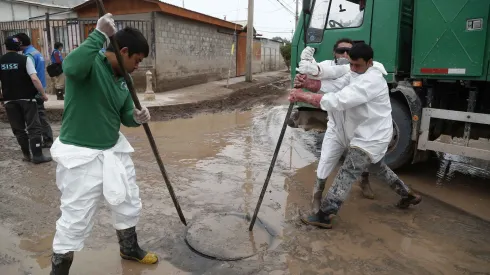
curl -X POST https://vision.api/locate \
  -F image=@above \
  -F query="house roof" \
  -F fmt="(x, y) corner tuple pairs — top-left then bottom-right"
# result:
(5, 0), (70, 9)
(230, 20), (258, 35)
(72, 0), (243, 30)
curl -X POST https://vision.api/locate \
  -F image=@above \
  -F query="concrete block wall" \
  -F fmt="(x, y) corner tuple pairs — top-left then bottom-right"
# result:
(260, 39), (286, 72)
(154, 13), (236, 92)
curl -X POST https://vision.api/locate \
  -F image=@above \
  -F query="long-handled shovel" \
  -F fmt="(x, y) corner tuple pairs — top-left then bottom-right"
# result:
(94, 0), (187, 226)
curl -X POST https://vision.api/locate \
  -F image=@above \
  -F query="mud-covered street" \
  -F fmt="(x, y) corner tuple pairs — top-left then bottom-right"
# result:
(1, 94), (490, 275)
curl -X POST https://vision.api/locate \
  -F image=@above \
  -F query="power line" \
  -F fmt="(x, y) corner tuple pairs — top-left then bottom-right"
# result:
(275, 0), (295, 14)
(266, 0), (294, 15)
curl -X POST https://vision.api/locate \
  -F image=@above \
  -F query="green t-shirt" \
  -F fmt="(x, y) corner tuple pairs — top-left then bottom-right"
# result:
(59, 29), (140, 150)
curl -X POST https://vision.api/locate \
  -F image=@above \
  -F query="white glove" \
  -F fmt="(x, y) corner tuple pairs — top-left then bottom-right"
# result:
(133, 106), (151, 124)
(300, 46), (315, 61)
(96, 13), (116, 38)
(296, 60), (319, 76)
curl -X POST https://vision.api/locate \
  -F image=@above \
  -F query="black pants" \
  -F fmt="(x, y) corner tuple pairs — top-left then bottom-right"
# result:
(4, 100), (42, 142)
(37, 102), (53, 143)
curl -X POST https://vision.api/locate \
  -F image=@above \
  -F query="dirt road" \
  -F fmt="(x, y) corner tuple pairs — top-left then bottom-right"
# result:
(1, 102), (490, 274)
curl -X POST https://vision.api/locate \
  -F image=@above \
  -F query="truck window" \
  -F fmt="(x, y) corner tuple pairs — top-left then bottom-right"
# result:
(306, 0), (331, 43)
(306, 0), (365, 43)
(326, 0), (365, 29)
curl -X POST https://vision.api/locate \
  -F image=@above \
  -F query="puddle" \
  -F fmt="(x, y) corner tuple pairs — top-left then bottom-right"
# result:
(0, 105), (490, 274)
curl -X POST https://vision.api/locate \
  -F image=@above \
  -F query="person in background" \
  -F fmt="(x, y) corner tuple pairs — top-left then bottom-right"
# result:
(0, 36), (52, 164)
(51, 42), (65, 100)
(15, 33), (54, 148)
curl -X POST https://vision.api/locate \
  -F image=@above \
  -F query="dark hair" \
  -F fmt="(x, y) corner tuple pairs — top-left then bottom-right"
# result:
(348, 42), (374, 62)
(5, 36), (21, 51)
(333, 38), (353, 50)
(106, 27), (149, 57)
(14, 33), (31, 46)
(54, 42), (64, 50)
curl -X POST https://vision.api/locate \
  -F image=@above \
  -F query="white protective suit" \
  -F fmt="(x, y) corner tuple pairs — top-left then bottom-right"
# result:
(314, 62), (393, 179)
(50, 133), (142, 254)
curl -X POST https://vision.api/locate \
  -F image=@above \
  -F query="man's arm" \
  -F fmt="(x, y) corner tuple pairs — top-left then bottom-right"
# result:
(319, 76), (381, 112)
(26, 57), (47, 99)
(120, 95), (141, 128)
(63, 13), (115, 80)
(317, 63), (350, 79)
(62, 30), (106, 80)
(297, 60), (350, 80)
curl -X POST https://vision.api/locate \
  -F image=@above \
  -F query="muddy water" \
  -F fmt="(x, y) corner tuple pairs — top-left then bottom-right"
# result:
(1, 105), (490, 275)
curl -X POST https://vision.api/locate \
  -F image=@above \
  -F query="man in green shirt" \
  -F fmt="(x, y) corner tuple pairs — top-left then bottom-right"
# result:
(49, 14), (157, 275)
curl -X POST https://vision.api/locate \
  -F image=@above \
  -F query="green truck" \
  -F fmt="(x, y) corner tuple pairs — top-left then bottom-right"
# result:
(291, 0), (490, 169)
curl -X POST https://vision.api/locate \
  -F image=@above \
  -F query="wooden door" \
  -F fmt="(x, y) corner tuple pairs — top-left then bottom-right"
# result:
(84, 23), (96, 39)
(30, 29), (42, 51)
(236, 33), (247, 76)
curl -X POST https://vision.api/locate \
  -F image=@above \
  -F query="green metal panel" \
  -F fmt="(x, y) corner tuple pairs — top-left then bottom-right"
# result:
(411, 0), (490, 79)
(397, 0), (414, 75)
(370, 0), (402, 75)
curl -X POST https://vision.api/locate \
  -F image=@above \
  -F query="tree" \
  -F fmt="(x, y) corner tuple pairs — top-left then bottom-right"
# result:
(272, 36), (291, 44)
(280, 42), (292, 71)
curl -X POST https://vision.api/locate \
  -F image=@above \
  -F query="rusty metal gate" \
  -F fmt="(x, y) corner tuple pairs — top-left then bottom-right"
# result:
(0, 15), (152, 67)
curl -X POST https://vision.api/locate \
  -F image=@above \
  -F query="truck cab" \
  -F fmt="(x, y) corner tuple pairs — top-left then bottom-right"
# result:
(292, 0), (490, 169)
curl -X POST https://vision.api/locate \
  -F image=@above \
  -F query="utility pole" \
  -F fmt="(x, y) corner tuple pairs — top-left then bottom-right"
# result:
(245, 0), (254, 82)
(182, 0), (185, 8)
(295, 0), (299, 29)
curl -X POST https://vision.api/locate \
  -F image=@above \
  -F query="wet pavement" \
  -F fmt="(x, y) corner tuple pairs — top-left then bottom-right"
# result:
(1, 103), (490, 275)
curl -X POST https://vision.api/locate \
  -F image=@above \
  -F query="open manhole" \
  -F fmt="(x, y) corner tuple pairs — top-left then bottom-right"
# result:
(185, 212), (279, 261)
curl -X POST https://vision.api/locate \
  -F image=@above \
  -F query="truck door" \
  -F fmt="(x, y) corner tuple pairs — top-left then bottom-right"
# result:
(306, 0), (373, 62)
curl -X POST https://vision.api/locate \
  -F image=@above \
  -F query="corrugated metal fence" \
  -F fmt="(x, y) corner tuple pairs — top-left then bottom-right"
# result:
(0, 17), (153, 68)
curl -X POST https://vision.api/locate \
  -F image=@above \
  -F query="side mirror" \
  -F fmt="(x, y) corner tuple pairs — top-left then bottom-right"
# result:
(302, 0), (312, 15)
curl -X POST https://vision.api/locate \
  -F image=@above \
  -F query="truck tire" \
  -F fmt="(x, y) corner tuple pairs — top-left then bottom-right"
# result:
(385, 97), (414, 170)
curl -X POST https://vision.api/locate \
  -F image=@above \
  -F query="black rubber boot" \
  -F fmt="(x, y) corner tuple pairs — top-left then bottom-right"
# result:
(56, 89), (64, 101)
(30, 137), (52, 164)
(50, 251), (74, 275)
(17, 137), (31, 162)
(116, 227), (158, 264)
(396, 193), (422, 209)
(301, 210), (337, 229)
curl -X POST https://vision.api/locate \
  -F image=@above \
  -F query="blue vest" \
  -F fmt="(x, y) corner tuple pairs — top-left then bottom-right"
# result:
(23, 45), (46, 89)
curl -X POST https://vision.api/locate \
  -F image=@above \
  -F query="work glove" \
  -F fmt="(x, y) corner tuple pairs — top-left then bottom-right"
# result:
(300, 46), (315, 61)
(293, 74), (321, 92)
(96, 13), (116, 38)
(288, 89), (322, 108)
(296, 60), (319, 77)
(133, 106), (151, 124)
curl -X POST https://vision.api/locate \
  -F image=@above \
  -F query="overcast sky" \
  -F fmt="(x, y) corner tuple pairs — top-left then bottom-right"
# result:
(162, 0), (299, 40)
